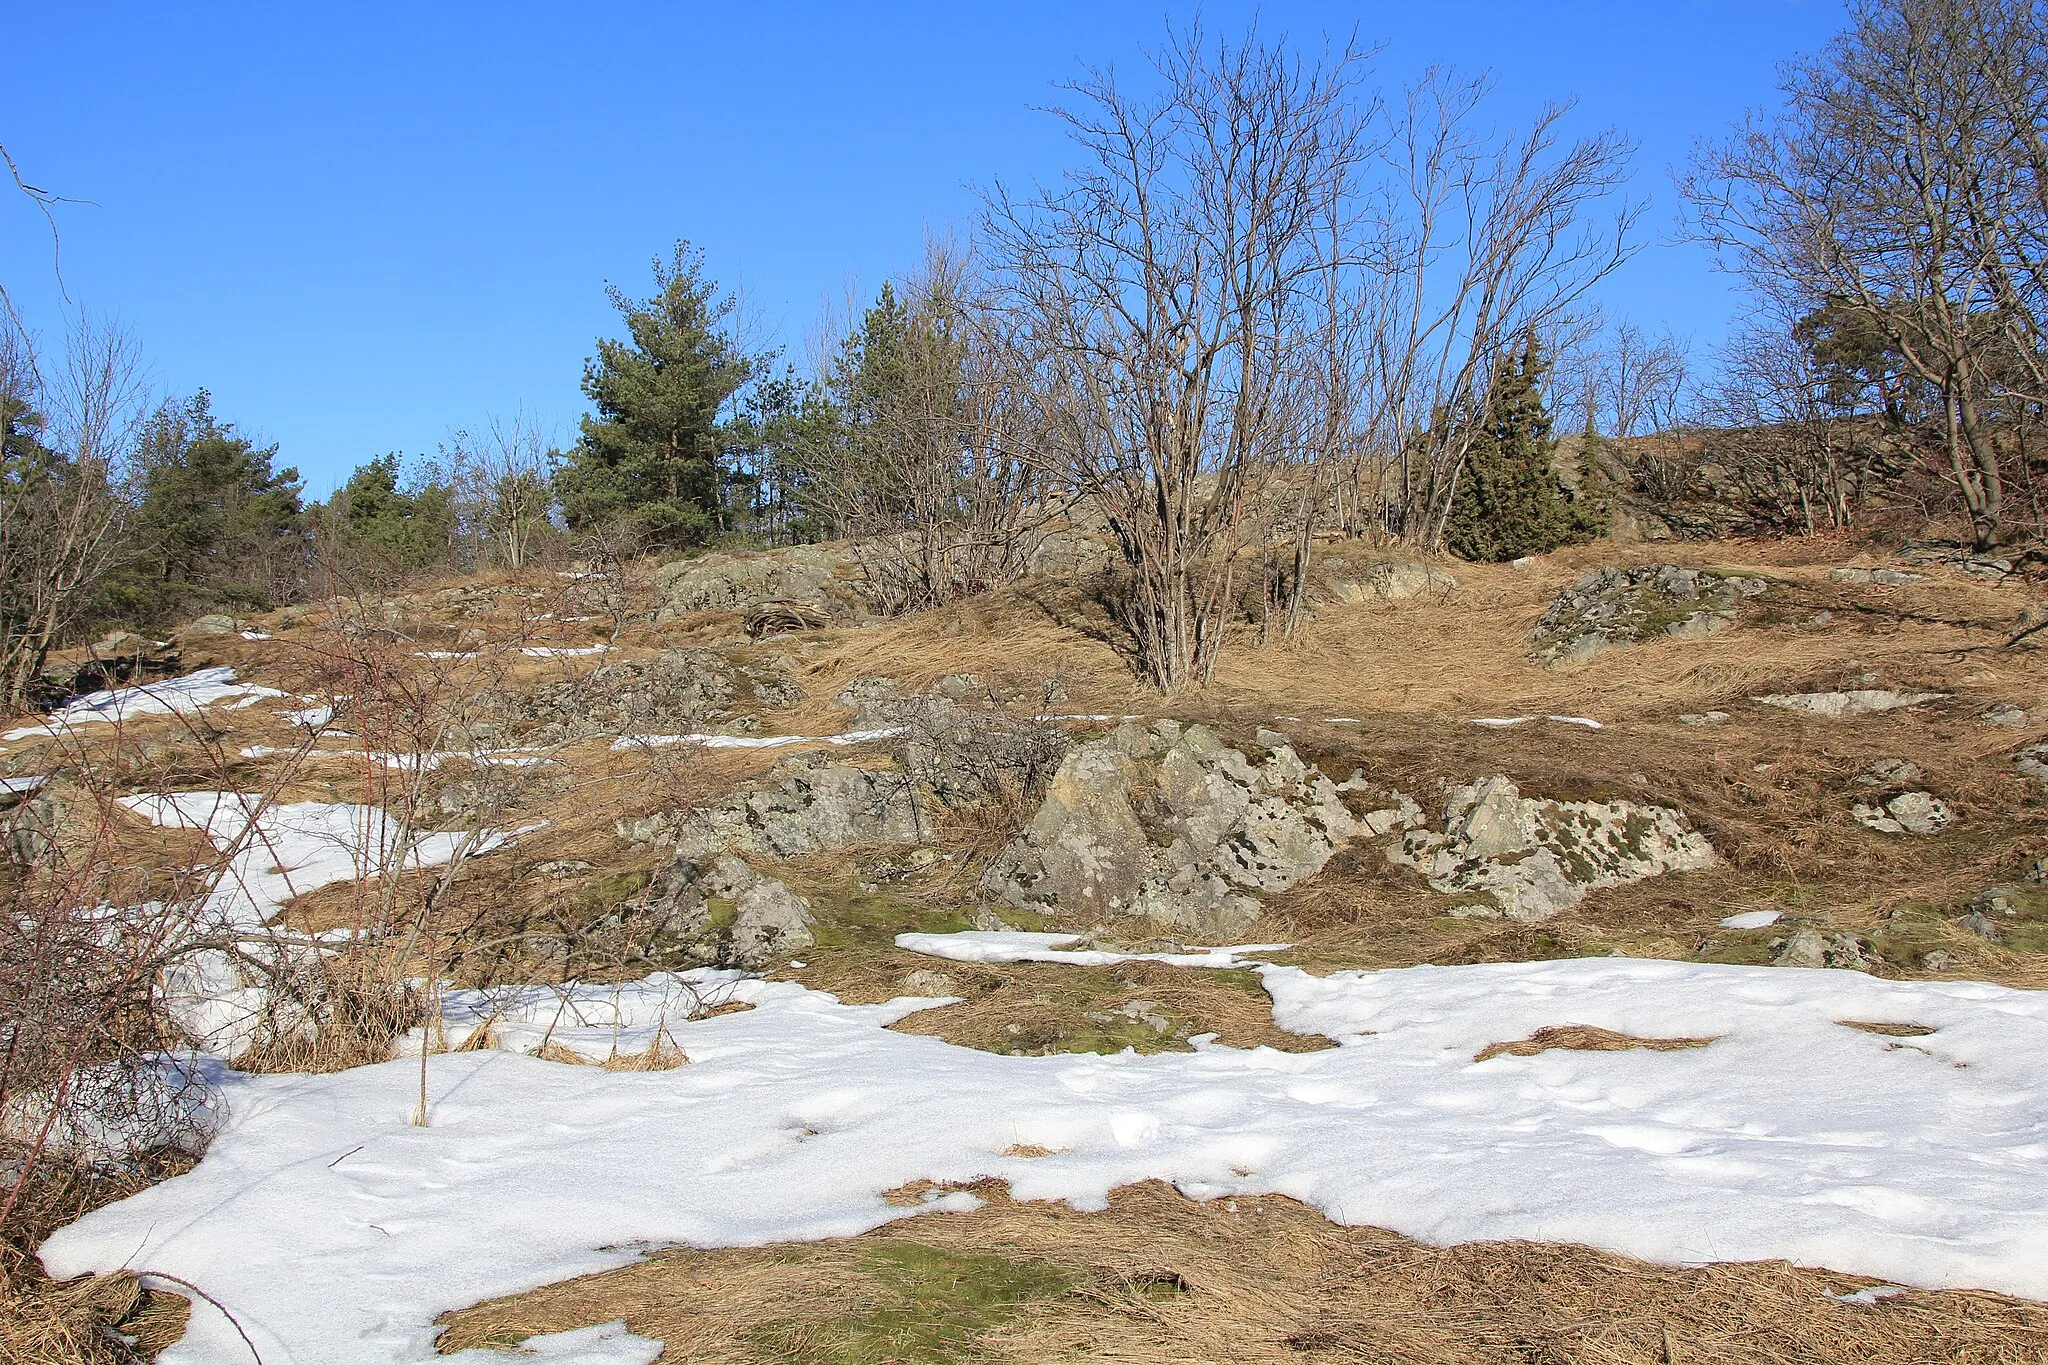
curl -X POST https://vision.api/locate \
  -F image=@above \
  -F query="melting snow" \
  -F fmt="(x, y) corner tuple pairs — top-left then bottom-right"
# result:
(611, 727), (905, 752)
(1472, 715), (1604, 730)
(119, 793), (533, 1053)
(38, 957), (2048, 1365)
(897, 930), (1289, 969)
(1720, 910), (1783, 930)
(2, 666), (287, 740)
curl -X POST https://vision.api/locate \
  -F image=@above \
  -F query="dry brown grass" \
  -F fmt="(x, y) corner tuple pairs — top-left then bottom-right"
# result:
(434, 1180), (2048, 1364)
(0, 1268), (189, 1365)
(1471, 1024), (1718, 1063)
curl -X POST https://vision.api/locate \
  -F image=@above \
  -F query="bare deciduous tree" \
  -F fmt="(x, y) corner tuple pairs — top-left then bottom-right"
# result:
(446, 414), (558, 571)
(986, 25), (1376, 690)
(798, 241), (1060, 614)
(1684, 0), (2038, 549)
(0, 319), (146, 712)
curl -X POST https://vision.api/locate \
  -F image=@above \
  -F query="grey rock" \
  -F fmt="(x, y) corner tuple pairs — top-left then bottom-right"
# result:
(643, 848), (815, 969)
(180, 614), (239, 638)
(888, 695), (1070, 808)
(1852, 790), (1953, 835)
(1772, 925), (1873, 971)
(1921, 948), (1959, 971)
(1679, 711), (1731, 727)
(1956, 910), (2002, 943)
(1856, 758), (1923, 788)
(1530, 565), (1766, 666)
(1979, 702), (2029, 729)
(1827, 566), (1928, 585)
(533, 859), (595, 878)
(700, 751), (926, 858)
(1755, 690), (1946, 717)
(834, 676), (899, 709)
(1387, 776), (1718, 921)
(653, 544), (857, 621)
(982, 722), (1362, 937)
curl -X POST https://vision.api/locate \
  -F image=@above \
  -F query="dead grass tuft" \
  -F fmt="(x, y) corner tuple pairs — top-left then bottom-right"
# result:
(0, 1268), (189, 1365)
(1838, 1019), (1938, 1038)
(433, 1180), (2048, 1363)
(1472, 1024), (1718, 1063)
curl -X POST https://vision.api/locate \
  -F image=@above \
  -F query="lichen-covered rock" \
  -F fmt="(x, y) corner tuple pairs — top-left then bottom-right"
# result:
(643, 844), (814, 969)
(1771, 925), (1873, 970)
(505, 648), (802, 741)
(653, 544), (860, 622)
(700, 751), (926, 858)
(982, 721), (1367, 937)
(1852, 790), (1953, 835)
(1531, 565), (1766, 666)
(1756, 689), (1945, 717)
(1386, 776), (1718, 921)
(887, 695), (1070, 808)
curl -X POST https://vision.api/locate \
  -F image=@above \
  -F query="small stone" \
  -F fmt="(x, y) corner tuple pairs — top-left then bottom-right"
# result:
(1921, 949), (1958, 971)
(1856, 758), (1923, 789)
(533, 859), (595, 878)
(1979, 702), (2028, 729)
(898, 968), (961, 996)
(1805, 611), (1833, 627)
(1679, 710), (1731, 727)
(1852, 790), (1952, 835)
(1447, 903), (1503, 919)
(1955, 910), (2002, 943)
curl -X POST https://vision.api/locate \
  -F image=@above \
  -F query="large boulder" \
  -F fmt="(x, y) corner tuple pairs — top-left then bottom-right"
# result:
(982, 721), (1372, 937)
(699, 751), (927, 858)
(1387, 775), (1718, 921)
(1531, 565), (1766, 666)
(653, 545), (861, 622)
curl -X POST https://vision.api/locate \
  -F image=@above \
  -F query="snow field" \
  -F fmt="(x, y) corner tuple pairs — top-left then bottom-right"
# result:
(38, 955), (2048, 1365)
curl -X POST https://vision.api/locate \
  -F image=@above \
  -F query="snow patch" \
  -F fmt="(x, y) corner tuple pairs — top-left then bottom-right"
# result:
(896, 930), (1289, 969)
(3, 667), (287, 740)
(39, 957), (2048, 1365)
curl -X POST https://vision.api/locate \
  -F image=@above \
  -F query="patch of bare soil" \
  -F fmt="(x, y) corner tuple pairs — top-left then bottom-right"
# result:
(434, 1180), (2048, 1364)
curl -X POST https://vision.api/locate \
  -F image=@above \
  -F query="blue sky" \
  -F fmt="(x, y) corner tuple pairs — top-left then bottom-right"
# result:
(2, 1), (1845, 493)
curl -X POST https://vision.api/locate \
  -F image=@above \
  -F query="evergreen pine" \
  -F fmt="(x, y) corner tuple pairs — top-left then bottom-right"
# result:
(1445, 332), (1607, 562)
(553, 243), (756, 546)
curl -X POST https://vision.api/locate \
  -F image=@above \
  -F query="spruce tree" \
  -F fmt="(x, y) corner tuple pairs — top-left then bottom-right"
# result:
(1445, 332), (1607, 562)
(553, 243), (757, 546)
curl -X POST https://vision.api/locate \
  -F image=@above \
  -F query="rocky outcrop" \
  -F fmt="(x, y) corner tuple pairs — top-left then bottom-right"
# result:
(698, 752), (926, 858)
(504, 648), (802, 741)
(1387, 776), (1718, 921)
(887, 694), (1071, 808)
(643, 832), (815, 970)
(1771, 925), (1875, 970)
(981, 721), (1375, 937)
(653, 545), (861, 622)
(1530, 565), (1767, 665)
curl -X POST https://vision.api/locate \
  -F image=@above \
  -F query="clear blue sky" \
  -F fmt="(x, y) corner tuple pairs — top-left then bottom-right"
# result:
(2, 1), (1845, 494)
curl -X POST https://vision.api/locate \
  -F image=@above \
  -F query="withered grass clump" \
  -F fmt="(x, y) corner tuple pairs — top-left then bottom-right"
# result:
(435, 1180), (2048, 1363)
(1471, 1023), (1719, 1063)
(0, 1266), (190, 1365)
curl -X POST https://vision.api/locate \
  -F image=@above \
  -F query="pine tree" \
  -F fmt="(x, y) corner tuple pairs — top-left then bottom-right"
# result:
(1445, 332), (1607, 562)
(128, 391), (305, 620)
(326, 453), (456, 575)
(553, 243), (757, 546)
